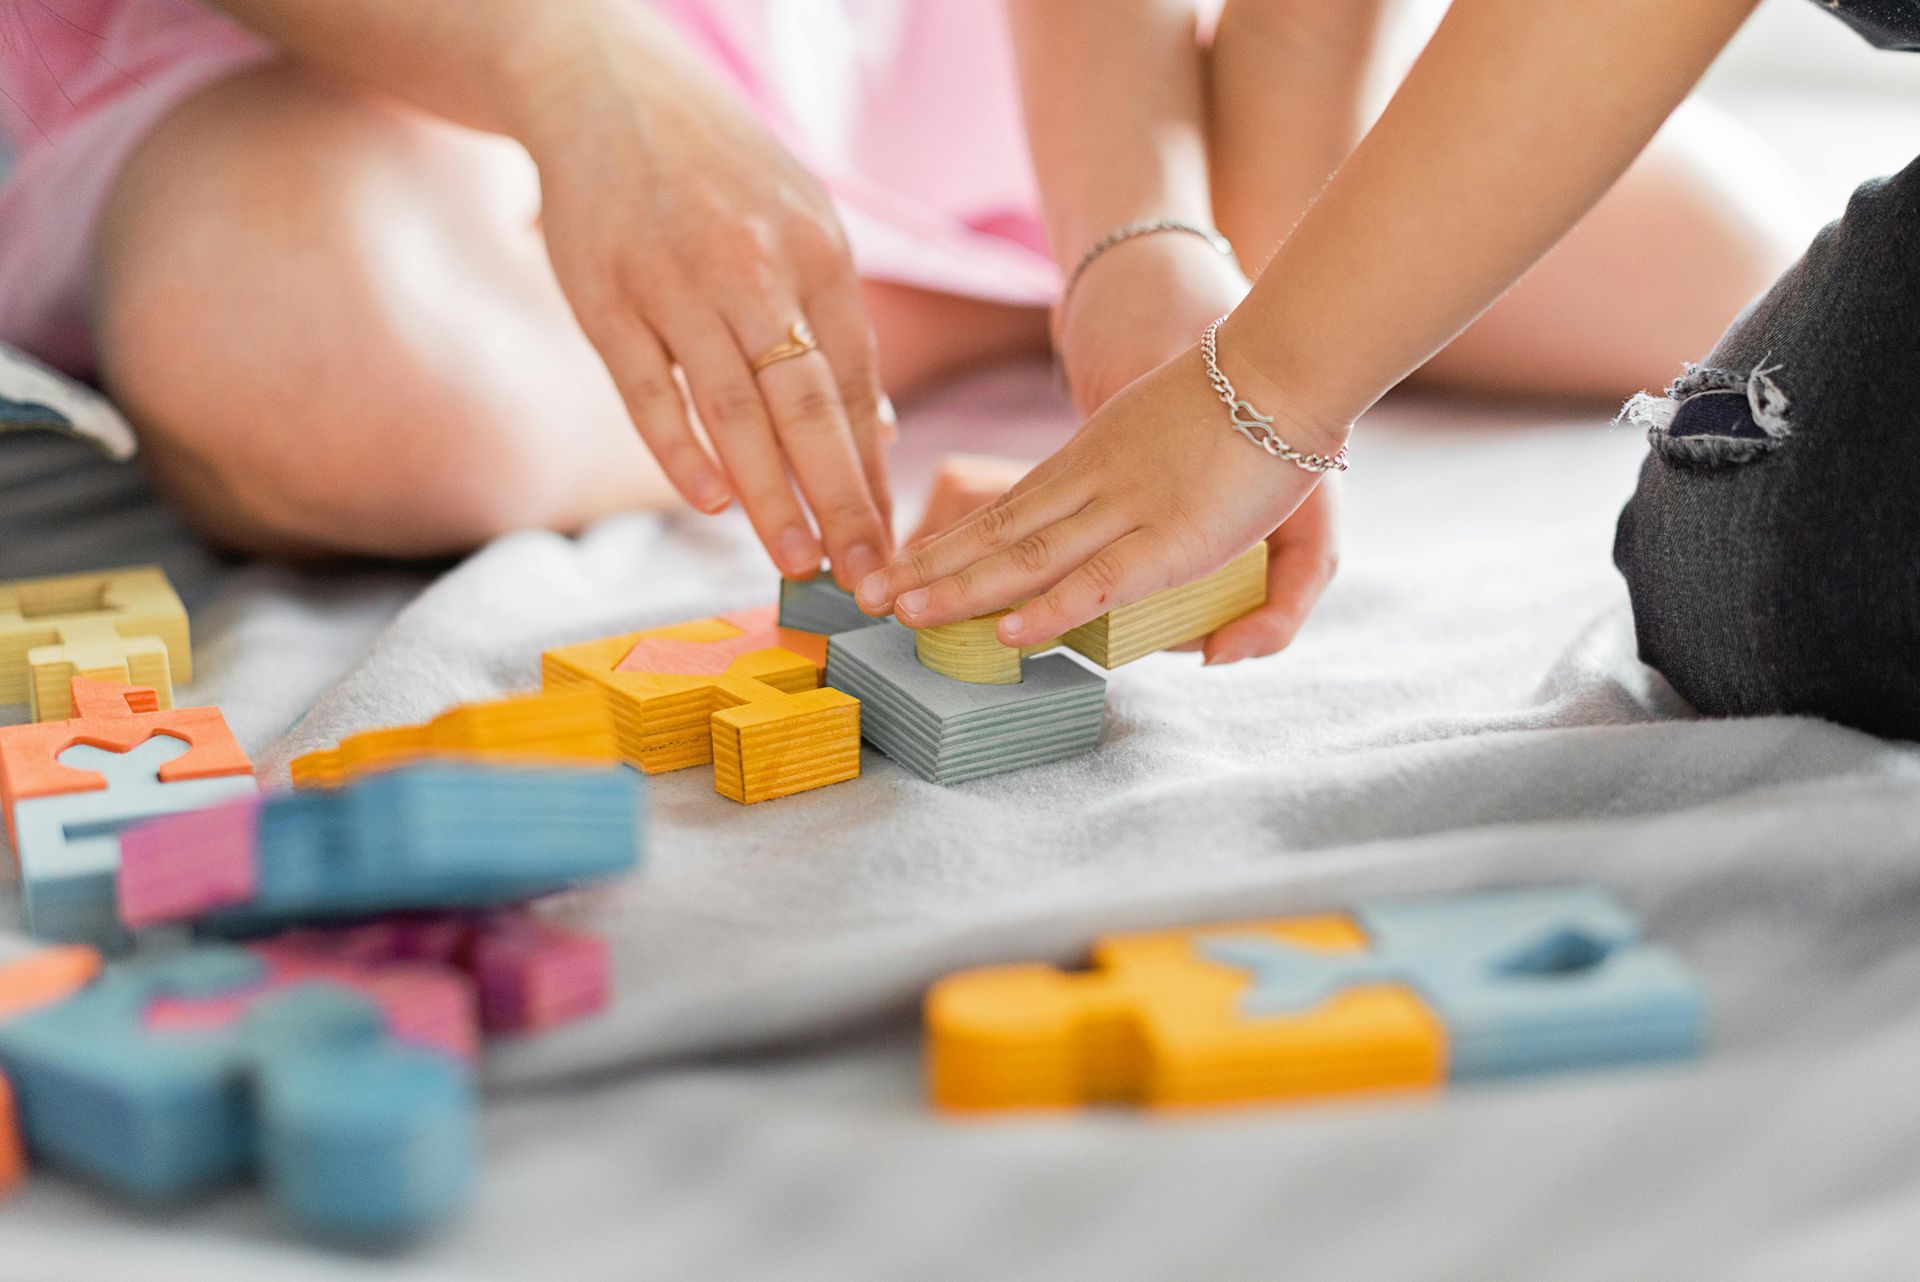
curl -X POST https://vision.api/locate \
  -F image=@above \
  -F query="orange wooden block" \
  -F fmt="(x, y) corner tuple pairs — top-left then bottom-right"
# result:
(543, 606), (858, 803)
(926, 914), (1447, 1113)
(0, 1072), (20, 1201)
(289, 689), (619, 789)
(0, 944), (103, 1022)
(0, 678), (253, 846)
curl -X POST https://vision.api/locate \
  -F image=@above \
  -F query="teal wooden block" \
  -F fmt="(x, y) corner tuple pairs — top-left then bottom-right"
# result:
(0, 945), (475, 1240)
(1202, 886), (1705, 1081)
(11, 737), (257, 948)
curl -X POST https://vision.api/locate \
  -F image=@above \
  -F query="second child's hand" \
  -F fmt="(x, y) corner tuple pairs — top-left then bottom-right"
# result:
(856, 329), (1350, 651)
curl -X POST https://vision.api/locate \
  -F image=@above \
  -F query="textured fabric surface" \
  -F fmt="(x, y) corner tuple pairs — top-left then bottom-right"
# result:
(4, 362), (1920, 1279)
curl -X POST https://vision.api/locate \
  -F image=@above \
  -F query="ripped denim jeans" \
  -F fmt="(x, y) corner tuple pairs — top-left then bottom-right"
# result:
(1612, 152), (1920, 739)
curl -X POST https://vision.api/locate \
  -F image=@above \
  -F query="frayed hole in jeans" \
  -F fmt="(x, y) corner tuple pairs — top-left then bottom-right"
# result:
(1614, 361), (1792, 465)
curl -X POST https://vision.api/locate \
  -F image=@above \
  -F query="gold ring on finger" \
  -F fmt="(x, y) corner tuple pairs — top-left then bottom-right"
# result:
(750, 320), (818, 374)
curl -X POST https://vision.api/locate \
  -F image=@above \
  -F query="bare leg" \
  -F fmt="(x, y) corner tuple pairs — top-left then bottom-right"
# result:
(94, 62), (1047, 560)
(1208, 1), (1804, 401)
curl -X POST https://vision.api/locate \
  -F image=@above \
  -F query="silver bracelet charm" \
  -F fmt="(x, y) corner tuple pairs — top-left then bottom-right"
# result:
(1061, 218), (1236, 313)
(1200, 318), (1349, 474)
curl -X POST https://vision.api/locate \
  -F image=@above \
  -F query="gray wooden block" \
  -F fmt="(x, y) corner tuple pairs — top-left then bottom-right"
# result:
(824, 620), (1106, 784)
(778, 576), (883, 636)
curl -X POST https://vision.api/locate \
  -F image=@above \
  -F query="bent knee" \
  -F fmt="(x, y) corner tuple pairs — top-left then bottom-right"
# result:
(1615, 451), (1920, 739)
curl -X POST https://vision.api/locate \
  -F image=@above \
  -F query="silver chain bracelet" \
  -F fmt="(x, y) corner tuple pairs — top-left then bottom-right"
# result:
(1061, 218), (1236, 314)
(1200, 318), (1349, 474)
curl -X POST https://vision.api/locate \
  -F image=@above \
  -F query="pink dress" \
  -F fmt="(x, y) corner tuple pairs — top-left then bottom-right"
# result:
(0, 0), (1057, 378)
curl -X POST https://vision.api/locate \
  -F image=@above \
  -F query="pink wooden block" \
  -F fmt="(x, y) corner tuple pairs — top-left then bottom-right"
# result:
(116, 794), (261, 928)
(147, 945), (480, 1061)
(614, 605), (787, 676)
(472, 920), (611, 1036)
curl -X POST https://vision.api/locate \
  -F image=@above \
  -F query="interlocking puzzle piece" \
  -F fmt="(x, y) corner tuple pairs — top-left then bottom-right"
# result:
(543, 605), (860, 803)
(926, 887), (1706, 1113)
(928, 913), (1444, 1112)
(777, 575), (884, 637)
(0, 677), (253, 846)
(0, 566), (190, 721)
(825, 619), (1106, 784)
(12, 737), (259, 947)
(289, 689), (619, 789)
(914, 544), (1269, 683)
(0, 1071), (20, 1201)
(117, 762), (642, 932)
(0, 944), (104, 1021)
(0, 946), (475, 1239)
(1356, 887), (1704, 1078)
(249, 909), (611, 1038)
(0, 943), (103, 1202)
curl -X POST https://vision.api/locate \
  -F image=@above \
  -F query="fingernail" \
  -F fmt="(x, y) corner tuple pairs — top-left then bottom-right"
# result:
(878, 394), (900, 441)
(999, 611), (1025, 642)
(842, 542), (882, 584)
(856, 572), (890, 611)
(1206, 646), (1244, 666)
(691, 475), (731, 513)
(777, 527), (820, 574)
(897, 588), (930, 618)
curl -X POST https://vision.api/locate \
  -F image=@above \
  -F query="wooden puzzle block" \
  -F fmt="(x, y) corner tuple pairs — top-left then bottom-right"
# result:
(1348, 887), (1705, 1078)
(250, 909), (612, 1038)
(710, 687), (861, 803)
(914, 544), (1269, 683)
(542, 605), (860, 803)
(289, 689), (619, 788)
(926, 887), (1706, 1113)
(0, 944), (104, 1022)
(0, 943), (102, 1203)
(0, 677), (253, 846)
(12, 737), (259, 947)
(927, 913), (1445, 1112)
(825, 619), (1106, 784)
(0, 566), (190, 721)
(777, 575), (884, 636)
(0, 1071), (20, 1201)
(117, 762), (642, 933)
(0, 946), (475, 1239)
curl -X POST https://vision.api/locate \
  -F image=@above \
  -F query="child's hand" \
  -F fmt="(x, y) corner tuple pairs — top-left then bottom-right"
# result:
(517, 13), (893, 587)
(856, 333), (1349, 652)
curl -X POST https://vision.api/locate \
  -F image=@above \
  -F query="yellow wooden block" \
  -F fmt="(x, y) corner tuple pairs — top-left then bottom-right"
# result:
(913, 545), (1268, 683)
(0, 566), (190, 721)
(913, 612), (1057, 685)
(543, 605), (860, 803)
(289, 689), (618, 788)
(1060, 543), (1268, 669)
(710, 688), (861, 803)
(926, 912), (1447, 1113)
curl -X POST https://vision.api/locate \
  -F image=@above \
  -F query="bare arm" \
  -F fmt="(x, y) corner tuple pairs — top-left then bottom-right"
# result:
(1006, 0), (1216, 268)
(862, 0), (1767, 647)
(1208, 0), (1388, 264)
(1222, 0), (1765, 431)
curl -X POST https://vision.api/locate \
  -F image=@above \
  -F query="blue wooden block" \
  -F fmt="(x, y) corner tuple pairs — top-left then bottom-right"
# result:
(0, 945), (475, 1239)
(124, 763), (644, 934)
(11, 737), (257, 948)
(1356, 887), (1705, 1079)
(1202, 886), (1705, 1081)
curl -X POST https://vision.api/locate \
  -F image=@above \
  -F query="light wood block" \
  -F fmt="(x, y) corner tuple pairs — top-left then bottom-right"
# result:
(0, 566), (190, 721)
